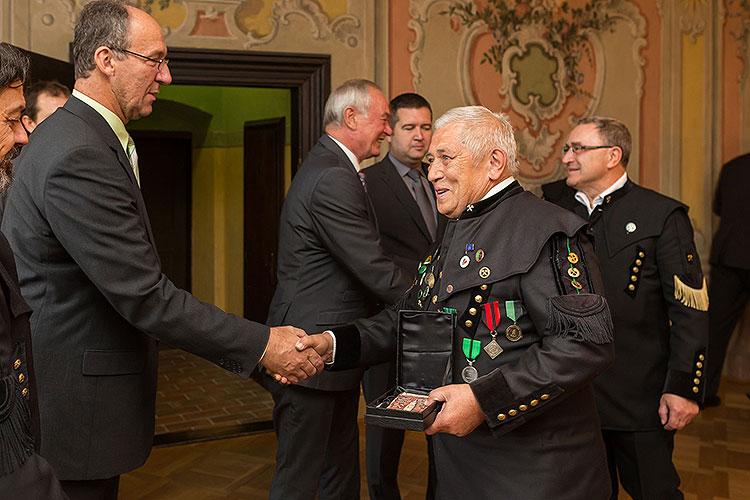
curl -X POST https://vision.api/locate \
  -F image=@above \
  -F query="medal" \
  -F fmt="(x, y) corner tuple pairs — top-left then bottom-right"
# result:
(462, 338), (481, 382)
(460, 255), (470, 268)
(475, 249), (485, 262)
(625, 222), (636, 233)
(505, 300), (524, 342)
(483, 301), (503, 359)
(461, 365), (478, 383)
(479, 266), (491, 279)
(427, 273), (435, 288)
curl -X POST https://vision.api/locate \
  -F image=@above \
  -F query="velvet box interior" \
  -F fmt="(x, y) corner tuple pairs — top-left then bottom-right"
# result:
(364, 309), (454, 431)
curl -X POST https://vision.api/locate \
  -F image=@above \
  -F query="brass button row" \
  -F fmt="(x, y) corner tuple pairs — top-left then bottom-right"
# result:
(497, 394), (550, 421)
(692, 354), (706, 394)
(14, 358), (21, 370)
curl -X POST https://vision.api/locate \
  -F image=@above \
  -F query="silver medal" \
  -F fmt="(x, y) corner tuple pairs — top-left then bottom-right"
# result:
(461, 364), (478, 383)
(483, 338), (503, 359)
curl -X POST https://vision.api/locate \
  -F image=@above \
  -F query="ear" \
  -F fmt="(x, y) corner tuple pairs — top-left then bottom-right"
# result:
(487, 148), (508, 181)
(341, 106), (358, 131)
(93, 46), (117, 77)
(606, 146), (624, 170)
(21, 115), (35, 133)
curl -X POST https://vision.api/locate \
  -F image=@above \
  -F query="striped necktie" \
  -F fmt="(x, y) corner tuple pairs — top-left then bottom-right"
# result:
(126, 135), (141, 187)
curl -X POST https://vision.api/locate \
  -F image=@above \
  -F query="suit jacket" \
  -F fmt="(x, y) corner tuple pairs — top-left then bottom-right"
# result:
(332, 183), (614, 499)
(710, 152), (750, 268)
(1, 96), (270, 480)
(267, 135), (410, 391)
(362, 156), (446, 274)
(0, 231), (66, 499)
(542, 179), (709, 430)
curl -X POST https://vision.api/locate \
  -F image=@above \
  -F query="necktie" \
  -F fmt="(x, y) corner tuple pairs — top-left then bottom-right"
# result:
(126, 135), (141, 187)
(358, 171), (367, 192)
(406, 168), (436, 240)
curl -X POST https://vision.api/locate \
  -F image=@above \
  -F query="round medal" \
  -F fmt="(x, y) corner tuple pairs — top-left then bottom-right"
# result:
(461, 365), (478, 383)
(460, 255), (471, 268)
(505, 324), (523, 342)
(427, 273), (435, 288)
(478, 266), (491, 279)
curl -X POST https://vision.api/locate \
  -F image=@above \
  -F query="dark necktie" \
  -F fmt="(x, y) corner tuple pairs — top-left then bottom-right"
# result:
(406, 168), (437, 240)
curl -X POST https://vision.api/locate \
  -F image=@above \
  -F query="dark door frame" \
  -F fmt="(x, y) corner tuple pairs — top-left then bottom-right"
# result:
(165, 47), (330, 173)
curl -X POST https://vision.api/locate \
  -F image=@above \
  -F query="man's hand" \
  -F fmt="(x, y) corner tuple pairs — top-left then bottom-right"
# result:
(259, 326), (324, 385)
(425, 384), (485, 437)
(658, 393), (699, 431)
(295, 332), (334, 362)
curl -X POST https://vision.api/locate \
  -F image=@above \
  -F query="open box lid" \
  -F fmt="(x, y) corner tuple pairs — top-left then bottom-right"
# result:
(397, 309), (454, 392)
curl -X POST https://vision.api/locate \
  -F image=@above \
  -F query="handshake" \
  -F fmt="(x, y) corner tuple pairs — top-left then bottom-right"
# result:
(259, 326), (336, 384)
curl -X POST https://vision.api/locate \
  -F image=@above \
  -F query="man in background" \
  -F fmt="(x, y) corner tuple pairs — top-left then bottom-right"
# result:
(361, 92), (441, 500)
(0, 41), (67, 500)
(542, 116), (708, 500)
(2, 2), (321, 499)
(21, 80), (70, 134)
(264, 79), (411, 500)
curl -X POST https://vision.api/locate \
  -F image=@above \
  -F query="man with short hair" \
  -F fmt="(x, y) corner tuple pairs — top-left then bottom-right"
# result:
(21, 80), (70, 133)
(263, 79), (411, 500)
(0, 41), (67, 500)
(542, 116), (709, 500)
(297, 105), (615, 499)
(2, 2), (322, 498)
(361, 92), (441, 500)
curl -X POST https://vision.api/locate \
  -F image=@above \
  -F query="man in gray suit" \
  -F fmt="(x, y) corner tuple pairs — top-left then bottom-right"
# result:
(263, 79), (411, 500)
(1, 2), (322, 499)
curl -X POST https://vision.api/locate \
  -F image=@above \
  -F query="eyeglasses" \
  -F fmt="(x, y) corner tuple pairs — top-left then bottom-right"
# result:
(117, 48), (169, 72)
(562, 144), (614, 155)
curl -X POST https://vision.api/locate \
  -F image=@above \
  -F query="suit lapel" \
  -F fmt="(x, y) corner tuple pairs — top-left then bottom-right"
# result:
(379, 157), (432, 241)
(64, 98), (159, 252)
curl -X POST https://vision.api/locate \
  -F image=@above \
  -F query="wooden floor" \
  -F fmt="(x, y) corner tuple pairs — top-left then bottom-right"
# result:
(120, 378), (750, 500)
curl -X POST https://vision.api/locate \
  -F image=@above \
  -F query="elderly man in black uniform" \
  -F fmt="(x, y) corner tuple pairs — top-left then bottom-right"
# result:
(0, 42), (67, 499)
(542, 116), (709, 500)
(292, 105), (616, 500)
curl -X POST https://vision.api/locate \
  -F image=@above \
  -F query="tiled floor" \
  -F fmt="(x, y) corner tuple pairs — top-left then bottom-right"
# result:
(121, 377), (750, 500)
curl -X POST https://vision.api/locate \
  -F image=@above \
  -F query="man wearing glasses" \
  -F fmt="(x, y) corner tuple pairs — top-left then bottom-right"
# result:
(542, 116), (708, 500)
(1, 1), (323, 499)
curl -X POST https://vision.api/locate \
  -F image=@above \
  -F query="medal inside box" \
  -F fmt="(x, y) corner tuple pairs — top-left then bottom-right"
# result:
(364, 310), (453, 431)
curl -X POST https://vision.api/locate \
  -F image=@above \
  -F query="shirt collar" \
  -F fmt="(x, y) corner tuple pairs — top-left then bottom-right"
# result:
(481, 176), (516, 202)
(327, 134), (361, 172)
(72, 89), (130, 154)
(574, 172), (628, 215)
(389, 152), (416, 178)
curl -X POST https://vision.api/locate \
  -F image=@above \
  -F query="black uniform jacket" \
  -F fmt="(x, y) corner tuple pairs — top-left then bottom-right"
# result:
(543, 179), (709, 430)
(0, 232), (66, 499)
(710, 152), (750, 268)
(332, 182), (615, 500)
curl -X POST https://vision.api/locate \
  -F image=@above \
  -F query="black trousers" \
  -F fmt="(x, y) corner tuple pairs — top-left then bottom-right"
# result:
(263, 375), (360, 500)
(602, 429), (681, 500)
(60, 476), (120, 500)
(362, 362), (437, 500)
(706, 264), (750, 398)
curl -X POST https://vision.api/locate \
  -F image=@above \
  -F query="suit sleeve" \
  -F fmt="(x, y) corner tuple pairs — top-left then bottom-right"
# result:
(469, 233), (615, 436)
(309, 165), (410, 305)
(656, 208), (709, 402)
(43, 145), (269, 378)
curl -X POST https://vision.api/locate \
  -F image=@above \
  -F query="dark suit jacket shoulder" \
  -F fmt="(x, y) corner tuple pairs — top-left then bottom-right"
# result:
(710, 152), (750, 267)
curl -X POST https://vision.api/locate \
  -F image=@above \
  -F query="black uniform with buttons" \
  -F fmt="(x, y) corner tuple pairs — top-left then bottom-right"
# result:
(0, 232), (67, 499)
(332, 182), (615, 500)
(542, 179), (709, 500)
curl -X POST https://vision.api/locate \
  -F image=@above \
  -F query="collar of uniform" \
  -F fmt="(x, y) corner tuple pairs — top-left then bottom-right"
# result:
(458, 179), (522, 220)
(72, 89), (129, 155)
(327, 134), (361, 172)
(597, 177), (635, 210)
(574, 172), (628, 214)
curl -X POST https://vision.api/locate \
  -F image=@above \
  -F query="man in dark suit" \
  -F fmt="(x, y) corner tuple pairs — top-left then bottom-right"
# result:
(21, 80), (70, 134)
(263, 79), (411, 500)
(1, 2), (322, 499)
(0, 41), (67, 500)
(542, 116), (708, 500)
(705, 152), (750, 405)
(361, 93), (441, 500)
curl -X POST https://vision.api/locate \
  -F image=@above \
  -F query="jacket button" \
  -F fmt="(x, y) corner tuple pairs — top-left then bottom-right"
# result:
(638, 252), (645, 258)
(18, 373), (25, 383)
(508, 409), (517, 416)
(446, 285), (454, 293)
(630, 276), (638, 282)
(13, 359), (21, 370)
(469, 307), (477, 316)
(541, 394), (549, 400)
(497, 414), (506, 421)
(632, 267), (639, 273)
(696, 362), (703, 368)
(432, 295), (437, 304)
(636, 259), (642, 265)
(480, 284), (488, 291)
(694, 378), (700, 385)
(699, 354), (705, 361)
(465, 320), (473, 328)
(628, 284), (635, 291)
(530, 399), (539, 406)
(22, 388), (28, 397)
(519, 404), (528, 411)
(696, 370), (702, 376)
(693, 386), (699, 393)
(474, 295), (482, 303)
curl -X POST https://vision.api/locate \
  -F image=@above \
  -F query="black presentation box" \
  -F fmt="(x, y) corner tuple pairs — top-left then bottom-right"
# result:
(365, 310), (454, 431)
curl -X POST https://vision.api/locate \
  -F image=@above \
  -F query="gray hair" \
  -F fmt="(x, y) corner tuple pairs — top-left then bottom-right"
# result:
(577, 116), (632, 167)
(323, 79), (381, 128)
(434, 106), (519, 175)
(73, 0), (133, 80)
(0, 42), (29, 89)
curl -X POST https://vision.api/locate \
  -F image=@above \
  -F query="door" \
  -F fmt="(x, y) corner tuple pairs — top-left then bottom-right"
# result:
(243, 118), (285, 322)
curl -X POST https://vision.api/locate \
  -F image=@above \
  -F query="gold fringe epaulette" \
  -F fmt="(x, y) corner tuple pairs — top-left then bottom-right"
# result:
(673, 276), (709, 311)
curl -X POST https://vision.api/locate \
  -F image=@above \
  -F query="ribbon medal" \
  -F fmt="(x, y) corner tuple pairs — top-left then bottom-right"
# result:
(461, 338), (481, 382)
(483, 301), (503, 359)
(505, 300), (524, 342)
